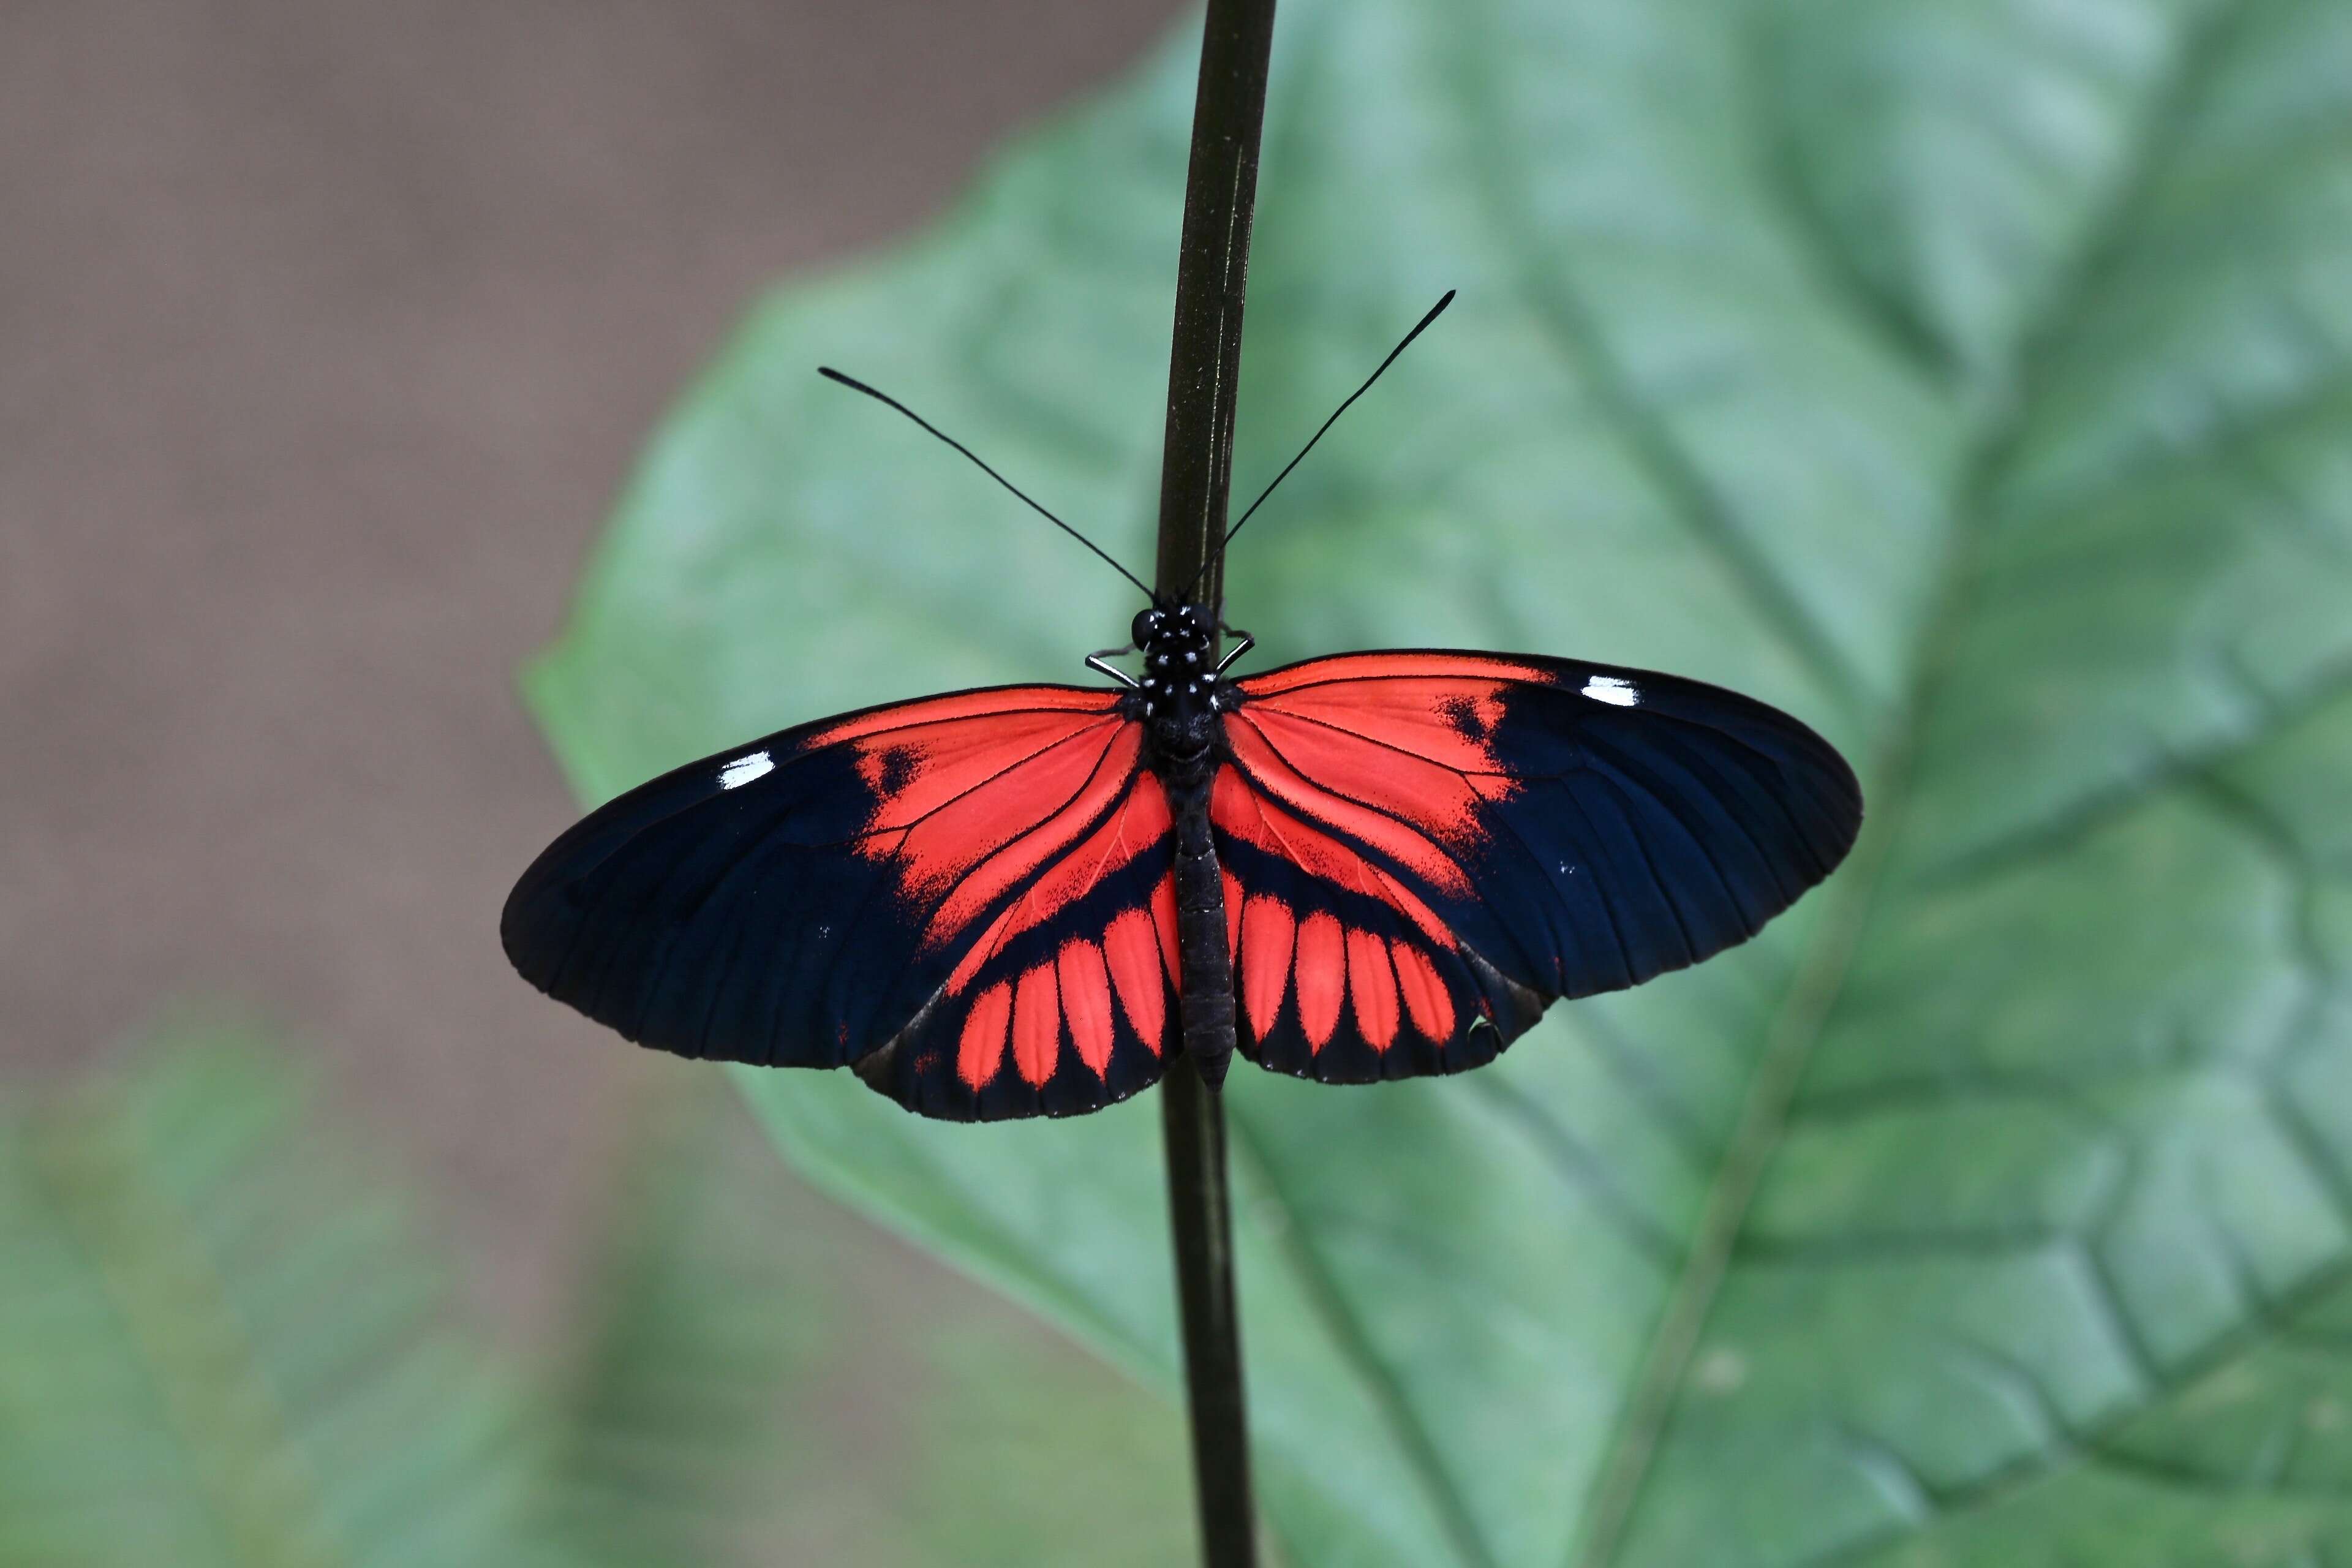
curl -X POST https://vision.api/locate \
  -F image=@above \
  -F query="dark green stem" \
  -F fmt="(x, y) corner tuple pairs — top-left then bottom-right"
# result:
(1154, 1), (1275, 1564)
(1160, 1060), (1257, 1566)
(1153, 0), (1276, 612)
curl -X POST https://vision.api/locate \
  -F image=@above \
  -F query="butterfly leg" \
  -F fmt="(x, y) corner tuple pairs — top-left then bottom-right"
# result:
(1212, 631), (1255, 676)
(1086, 648), (1143, 688)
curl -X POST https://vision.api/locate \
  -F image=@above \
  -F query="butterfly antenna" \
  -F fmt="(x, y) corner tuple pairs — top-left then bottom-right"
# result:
(1182, 288), (1456, 603)
(818, 367), (1154, 600)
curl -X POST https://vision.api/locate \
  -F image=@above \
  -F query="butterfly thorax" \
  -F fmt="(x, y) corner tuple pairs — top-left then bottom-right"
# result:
(1124, 602), (1235, 793)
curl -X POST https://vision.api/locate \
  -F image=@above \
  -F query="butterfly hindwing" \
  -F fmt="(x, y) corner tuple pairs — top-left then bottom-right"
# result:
(853, 766), (1182, 1119)
(1219, 651), (1861, 1080)
(500, 684), (1178, 1119)
(1213, 759), (1542, 1082)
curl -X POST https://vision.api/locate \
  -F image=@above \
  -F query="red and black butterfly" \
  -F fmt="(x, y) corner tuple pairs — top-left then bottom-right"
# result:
(503, 298), (1863, 1121)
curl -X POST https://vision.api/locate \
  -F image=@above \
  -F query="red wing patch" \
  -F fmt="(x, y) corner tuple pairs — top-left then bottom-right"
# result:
(1292, 911), (1347, 1054)
(1057, 940), (1117, 1078)
(1231, 656), (1547, 860)
(1392, 940), (1455, 1041)
(958, 982), (1015, 1092)
(812, 696), (1140, 951)
(859, 763), (1183, 1120)
(1345, 927), (1400, 1051)
(1237, 894), (1295, 1040)
(1102, 907), (1168, 1052)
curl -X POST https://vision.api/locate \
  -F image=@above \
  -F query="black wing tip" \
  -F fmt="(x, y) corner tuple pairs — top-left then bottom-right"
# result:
(497, 875), (569, 1005)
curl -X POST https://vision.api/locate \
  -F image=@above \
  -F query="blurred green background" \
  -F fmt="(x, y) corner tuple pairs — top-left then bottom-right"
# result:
(10, 0), (2352, 1565)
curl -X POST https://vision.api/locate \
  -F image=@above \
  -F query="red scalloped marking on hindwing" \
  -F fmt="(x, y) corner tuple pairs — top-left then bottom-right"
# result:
(1294, 912), (1345, 1052)
(1011, 963), (1060, 1087)
(1239, 895), (1295, 1040)
(1102, 906), (1167, 1055)
(1346, 927), (1401, 1051)
(958, 981), (1012, 1090)
(1209, 767), (1455, 948)
(1058, 940), (1116, 1079)
(1392, 940), (1455, 1043)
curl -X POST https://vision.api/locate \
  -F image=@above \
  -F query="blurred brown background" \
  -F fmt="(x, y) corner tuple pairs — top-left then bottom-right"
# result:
(0, 0), (1182, 1340)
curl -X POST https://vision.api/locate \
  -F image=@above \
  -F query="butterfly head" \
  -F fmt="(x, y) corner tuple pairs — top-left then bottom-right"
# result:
(1130, 601), (1207, 651)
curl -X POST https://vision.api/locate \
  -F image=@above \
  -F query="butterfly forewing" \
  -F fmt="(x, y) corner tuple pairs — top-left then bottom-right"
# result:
(1217, 651), (1861, 1081)
(500, 684), (1179, 1119)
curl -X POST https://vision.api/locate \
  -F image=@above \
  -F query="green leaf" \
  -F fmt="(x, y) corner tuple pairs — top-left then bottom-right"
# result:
(0, 1020), (549, 1568)
(523, 0), (2352, 1562)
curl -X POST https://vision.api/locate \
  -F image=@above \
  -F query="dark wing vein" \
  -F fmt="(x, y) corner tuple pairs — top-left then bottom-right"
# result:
(952, 765), (1162, 985)
(807, 713), (1129, 851)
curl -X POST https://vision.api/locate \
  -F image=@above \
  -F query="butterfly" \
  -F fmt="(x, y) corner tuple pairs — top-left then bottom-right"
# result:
(503, 295), (1863, 1121)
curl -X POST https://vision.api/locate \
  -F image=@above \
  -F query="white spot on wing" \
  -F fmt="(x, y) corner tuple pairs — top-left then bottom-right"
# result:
(1581, 674), (1639, 707)
(718, 750), (774, 790)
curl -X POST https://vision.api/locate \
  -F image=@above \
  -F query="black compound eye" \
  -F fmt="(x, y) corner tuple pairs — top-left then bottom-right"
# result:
(1131, 608), (1164, 647)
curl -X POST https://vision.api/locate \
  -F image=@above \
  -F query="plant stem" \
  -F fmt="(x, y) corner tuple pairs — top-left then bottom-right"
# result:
(1160, 1060), (1257, 1566)
(1152, 0), (1276, 612)
(1153, 1), (1275, 1565)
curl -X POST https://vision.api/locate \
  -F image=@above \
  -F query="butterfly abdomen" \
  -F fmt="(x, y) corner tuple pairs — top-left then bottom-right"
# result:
(1166, 769), (1237, 1087)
